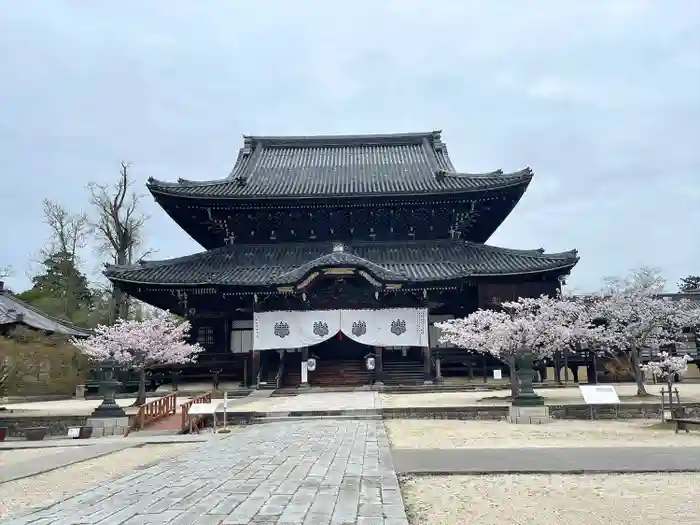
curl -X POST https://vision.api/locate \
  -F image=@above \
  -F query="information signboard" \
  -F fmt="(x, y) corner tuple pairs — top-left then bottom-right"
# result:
(579, 385), (620, 405)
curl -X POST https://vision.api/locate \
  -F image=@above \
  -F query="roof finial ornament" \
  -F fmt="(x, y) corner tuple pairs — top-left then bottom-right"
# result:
(332, 242), (345, 253)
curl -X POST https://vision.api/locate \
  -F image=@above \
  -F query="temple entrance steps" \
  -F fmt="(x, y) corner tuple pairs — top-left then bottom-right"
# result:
(258, 368), (278, 390)
(382, 360), (425, 386)
(309, 359), (370, 387)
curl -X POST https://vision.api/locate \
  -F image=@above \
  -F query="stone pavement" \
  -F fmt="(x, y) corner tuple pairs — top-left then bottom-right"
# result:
(392, 446), (700, 475)
(0, 435), (211, 483)
(4, 420), (409, 525)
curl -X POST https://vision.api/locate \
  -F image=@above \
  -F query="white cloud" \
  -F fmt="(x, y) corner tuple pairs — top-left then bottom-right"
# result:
(0, 0), (698, 293)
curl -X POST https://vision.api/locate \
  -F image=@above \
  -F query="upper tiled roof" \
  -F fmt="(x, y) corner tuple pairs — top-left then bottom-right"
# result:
(0, 287), (91, 337)
(147, 131), (533, 199)
(105, 240), (579, 288)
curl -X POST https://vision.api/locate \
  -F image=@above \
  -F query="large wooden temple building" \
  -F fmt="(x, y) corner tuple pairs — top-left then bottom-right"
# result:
(105, 131), (580, 388)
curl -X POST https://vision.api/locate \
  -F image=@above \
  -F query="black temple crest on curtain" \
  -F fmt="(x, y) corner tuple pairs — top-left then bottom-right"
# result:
(352, 320), (367, 337)
(313, 321), (329, 337)
(390, 319), (407, 336)
(274, 321), (290, 338)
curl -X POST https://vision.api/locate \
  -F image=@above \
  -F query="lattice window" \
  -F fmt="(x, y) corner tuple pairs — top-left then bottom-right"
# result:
(197, 326), (214, 347)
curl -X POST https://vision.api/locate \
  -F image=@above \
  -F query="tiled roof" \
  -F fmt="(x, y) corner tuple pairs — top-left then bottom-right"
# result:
(147, 131), (533, 199)
(105, 240), (579, 287)
(0, 288), (91, 337)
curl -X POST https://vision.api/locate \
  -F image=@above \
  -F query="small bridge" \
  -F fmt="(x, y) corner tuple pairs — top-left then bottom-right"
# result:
(124, 391), (213, 436)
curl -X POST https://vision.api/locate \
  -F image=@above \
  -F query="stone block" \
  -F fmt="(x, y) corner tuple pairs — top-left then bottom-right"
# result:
(86, 416), (130, 437)
(74, 384), (86, 398)
(508, 405), (551, 424)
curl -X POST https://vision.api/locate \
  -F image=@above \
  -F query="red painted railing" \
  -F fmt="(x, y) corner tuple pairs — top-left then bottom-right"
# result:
(125, 391), (178, 436)
(180, 391), (213, 432)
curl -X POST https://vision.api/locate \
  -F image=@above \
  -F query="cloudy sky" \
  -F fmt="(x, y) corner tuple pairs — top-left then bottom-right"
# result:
(1, 0), (698, 294)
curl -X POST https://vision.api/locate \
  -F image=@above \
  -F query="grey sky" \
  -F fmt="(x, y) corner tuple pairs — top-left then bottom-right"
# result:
(1, 0), (698, 294)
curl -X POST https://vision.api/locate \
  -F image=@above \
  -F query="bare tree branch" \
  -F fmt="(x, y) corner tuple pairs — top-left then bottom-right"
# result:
(41, 199), (89, 261)
(0, 265), (12, 280)
(88, 162), (150, 322)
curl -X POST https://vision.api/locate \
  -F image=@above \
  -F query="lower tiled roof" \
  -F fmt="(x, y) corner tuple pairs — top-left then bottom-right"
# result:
(105, 240), (579, 287)
(0, 290), (91, 337)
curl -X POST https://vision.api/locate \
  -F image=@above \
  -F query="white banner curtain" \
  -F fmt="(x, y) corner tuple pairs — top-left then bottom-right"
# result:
(253, 310), (340, 350)
(340, 308), (429, 348)
(254, 308), (429, 350)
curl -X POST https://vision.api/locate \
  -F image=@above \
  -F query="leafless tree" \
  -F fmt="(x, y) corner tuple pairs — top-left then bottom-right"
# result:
(0, 265), (12, 280)
(41, 199), (89, 262)
(88, 162), (150, 322)
(38, 200), (90, 318)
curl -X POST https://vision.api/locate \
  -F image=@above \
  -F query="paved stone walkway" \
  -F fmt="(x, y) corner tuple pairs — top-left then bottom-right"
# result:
(392, 446), (700, 474)
(4, 420), (409, 525)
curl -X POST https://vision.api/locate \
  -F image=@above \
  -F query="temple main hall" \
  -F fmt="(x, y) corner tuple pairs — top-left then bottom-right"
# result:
(106, 131), (579, 388)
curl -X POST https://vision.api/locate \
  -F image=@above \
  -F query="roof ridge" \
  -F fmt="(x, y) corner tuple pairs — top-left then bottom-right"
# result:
(468, 242), (578, 259)
(242, 130), (442, 148)
(440, 167), (534, 179)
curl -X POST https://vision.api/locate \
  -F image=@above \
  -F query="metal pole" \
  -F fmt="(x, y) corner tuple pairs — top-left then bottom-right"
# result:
(223, 390), (228, 431)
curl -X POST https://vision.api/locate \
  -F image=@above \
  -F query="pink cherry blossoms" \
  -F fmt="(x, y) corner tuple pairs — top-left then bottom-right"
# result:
(594, 292), (700, 394)
(436, 295), (603, 396)
(640, 351), (693, 383)
(71, 310), (204, 368)
(436, 295), (602, 362)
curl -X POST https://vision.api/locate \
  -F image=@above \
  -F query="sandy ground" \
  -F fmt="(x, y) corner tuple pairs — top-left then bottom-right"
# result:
(0, 443), (197, 519)
(385, 419), (700, 448)
(0, 446), (76, 467)
(401, 473), (700, 525)
(381, 382), (700, 408)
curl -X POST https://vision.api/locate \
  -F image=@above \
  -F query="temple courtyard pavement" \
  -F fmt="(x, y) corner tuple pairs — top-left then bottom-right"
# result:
(2, 387), (700, 524)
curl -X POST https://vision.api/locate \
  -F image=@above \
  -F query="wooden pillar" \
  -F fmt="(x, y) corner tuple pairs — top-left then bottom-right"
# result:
(590, 353), (598, 384)
(554, 350), (562, 384)
(251, 350), (260, 388)
(224, 319), (231, 354)
(423, 347), (432, 383)
(435, 352), (443, 383)
(375, 347), (384, 385)
(243, 357), (248, 388)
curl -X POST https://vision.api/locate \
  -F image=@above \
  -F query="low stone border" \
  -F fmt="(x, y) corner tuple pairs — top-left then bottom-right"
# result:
(391, 446), (700, 475)
(0, 415), (90, 438)
(210, 402), (700, 425)
(5, 403), (699, 435)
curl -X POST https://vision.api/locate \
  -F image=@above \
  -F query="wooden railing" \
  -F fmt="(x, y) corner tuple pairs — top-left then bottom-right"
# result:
(180, 391), (213, 432)
(125, 392), (178, 436)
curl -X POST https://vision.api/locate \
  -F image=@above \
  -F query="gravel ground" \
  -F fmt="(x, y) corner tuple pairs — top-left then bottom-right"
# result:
(0, 447), (76, 467)
(386, 419), (700, 448)
(401, 473), (700, 525)
(0, 443), (197, 519)
(381, 383), (700, 408)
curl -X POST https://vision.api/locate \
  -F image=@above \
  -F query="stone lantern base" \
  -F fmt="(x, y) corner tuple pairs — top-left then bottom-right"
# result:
(86, 416), (131, 437)
(508, 405), (551, 425)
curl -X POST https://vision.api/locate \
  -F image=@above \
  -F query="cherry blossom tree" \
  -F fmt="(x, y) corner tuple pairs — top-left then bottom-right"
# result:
(72, 310), (203, 405)
(593, 291), (700, 396)
(436, 295), (583, 397)
(640, 351), (693, 392)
